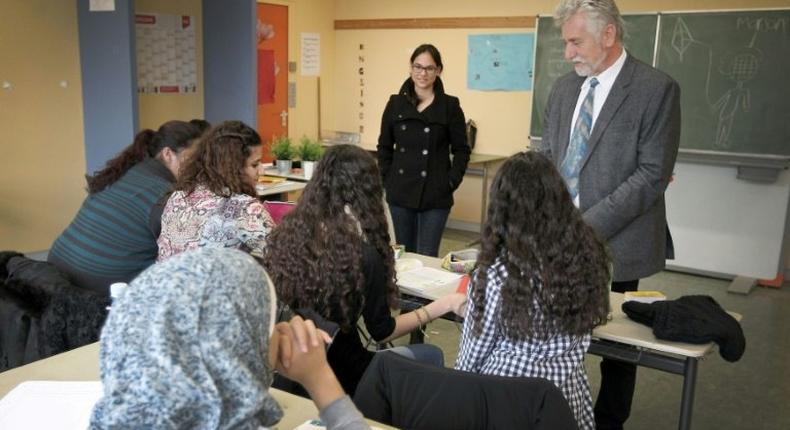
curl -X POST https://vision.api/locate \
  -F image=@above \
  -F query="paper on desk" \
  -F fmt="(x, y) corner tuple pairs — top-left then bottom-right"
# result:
(295, 418), (384, 430)
(0, 381), (103, 429)
(397, 266), (463, 293)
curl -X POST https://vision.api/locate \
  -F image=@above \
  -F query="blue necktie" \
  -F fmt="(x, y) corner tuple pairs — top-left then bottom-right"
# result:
(560, 77), (599, 202)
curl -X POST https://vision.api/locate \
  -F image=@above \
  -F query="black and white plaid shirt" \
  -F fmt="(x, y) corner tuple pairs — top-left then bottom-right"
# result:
(455, 260), (595, 430)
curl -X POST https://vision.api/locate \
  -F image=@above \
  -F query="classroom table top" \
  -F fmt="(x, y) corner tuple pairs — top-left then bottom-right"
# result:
(261, 153), (507, 180)
(467, 153), (508, 165)
(396, 252), (741, 359)
(0, 343), (394, 429)
(256, 180), (307, 196)
(261, 167), (311, 182)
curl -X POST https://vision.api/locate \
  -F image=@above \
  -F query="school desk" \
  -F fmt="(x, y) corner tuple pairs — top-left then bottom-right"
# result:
(0, 342), (394, 429)
(256, 179), (306, 201)
(263, 152), (506, 235)
(396, 252), (742, 430)
(262, 166), (312, 182)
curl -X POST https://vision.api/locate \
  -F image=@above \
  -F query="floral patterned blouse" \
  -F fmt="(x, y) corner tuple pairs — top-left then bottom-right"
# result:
(157, 185), (274, 261)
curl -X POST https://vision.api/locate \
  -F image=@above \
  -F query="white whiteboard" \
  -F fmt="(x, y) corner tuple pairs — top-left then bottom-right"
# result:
(666, 162), (790, 279)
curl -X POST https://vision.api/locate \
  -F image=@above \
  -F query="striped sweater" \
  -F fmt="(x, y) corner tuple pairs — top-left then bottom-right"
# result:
(48, 158), (175, 294)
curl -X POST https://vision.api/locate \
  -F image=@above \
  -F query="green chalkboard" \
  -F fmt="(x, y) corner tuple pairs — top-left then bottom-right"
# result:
(656, 10), (790, 157)
(530, 14), (658, 138)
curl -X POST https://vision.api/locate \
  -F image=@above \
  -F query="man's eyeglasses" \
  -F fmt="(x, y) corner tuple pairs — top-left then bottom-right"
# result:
(411, 63), (438, 75)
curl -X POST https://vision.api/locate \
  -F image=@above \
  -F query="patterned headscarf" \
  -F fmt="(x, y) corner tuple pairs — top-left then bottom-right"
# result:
(90, 248), (283, 429)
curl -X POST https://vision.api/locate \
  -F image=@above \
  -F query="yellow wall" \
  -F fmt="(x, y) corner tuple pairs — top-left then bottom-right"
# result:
(3, 0), (789, 271)
(333, 0), (790, 237)
(260, 0), (337, 142)
(136, 0), (205, 130)
(0, 0), (86, 253)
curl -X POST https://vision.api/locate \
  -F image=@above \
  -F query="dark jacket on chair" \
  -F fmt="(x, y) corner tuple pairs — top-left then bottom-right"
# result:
(354, 351), (578, 430)
(0, 252), (109, 372)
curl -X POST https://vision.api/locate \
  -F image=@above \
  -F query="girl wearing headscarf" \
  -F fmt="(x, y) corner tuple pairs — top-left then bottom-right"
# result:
(90, 247), (368, 429)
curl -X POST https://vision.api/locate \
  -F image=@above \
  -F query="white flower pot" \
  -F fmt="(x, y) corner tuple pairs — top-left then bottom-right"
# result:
(276, 159), (292, 175)
(302, 160), (316, 180)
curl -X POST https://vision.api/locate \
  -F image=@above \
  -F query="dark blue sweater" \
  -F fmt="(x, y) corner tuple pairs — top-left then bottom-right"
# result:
(48, 158), (174, 294)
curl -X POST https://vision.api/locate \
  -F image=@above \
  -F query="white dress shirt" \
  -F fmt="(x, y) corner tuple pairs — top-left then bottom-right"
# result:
(568, 48), (627, 206)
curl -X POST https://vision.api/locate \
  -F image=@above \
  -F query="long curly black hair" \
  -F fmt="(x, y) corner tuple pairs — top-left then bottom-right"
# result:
(469, 151), (610, 340)
(263, 145), (397, 331)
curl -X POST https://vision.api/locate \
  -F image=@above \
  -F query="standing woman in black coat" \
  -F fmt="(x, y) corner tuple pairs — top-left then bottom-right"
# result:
(377, 44), (470, 256)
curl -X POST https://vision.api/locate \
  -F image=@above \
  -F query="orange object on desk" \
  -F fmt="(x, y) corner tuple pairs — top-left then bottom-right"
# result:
(456, 274), (471, 294)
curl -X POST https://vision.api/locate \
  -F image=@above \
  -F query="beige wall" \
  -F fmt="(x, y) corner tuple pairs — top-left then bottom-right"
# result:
(0, 0), (86, 253)
(3, 0), (789, 271)
(136, 0), (205, 130)
(335, 0), (790, 18)
(333, 0), (790, 266)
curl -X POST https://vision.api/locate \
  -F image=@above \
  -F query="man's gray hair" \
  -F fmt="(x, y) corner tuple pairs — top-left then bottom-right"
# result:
(554, 0), (626, 42)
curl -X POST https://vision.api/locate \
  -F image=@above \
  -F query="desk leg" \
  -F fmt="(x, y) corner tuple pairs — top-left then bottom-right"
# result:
(409, 327), (425, 344)
(678, 357), (698, 430)
(480, 162), (488, 236)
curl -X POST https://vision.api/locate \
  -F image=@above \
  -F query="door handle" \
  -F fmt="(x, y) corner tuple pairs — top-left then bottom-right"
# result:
(279, 110), (288, 127)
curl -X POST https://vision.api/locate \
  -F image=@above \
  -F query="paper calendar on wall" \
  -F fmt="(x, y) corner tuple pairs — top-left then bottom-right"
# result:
(135, 13), (197, 94)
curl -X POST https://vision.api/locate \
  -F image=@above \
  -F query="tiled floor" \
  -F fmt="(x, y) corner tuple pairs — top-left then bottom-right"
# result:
(401, 228), (790, 430)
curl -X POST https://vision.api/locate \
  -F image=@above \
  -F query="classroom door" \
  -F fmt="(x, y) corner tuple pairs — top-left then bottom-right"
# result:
(257, 3), (288, 163)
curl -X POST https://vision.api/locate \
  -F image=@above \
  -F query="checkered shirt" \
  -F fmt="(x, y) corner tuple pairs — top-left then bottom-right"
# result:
(455, 260), (595, 430)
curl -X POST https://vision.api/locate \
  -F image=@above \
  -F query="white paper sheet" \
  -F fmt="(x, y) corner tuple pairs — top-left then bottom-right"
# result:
(0, 381), (103, 429)
(397, 267), (462, 294)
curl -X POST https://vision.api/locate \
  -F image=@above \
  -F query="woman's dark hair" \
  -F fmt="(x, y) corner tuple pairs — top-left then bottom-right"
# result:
(410, 43), (444, 70)
(263, 145), (397, 331)
(469, 151), (610, 340)
(402, 43), (445, 106)
(175, 120), (261, 198)
(189, 118), (211, 135)
(86, 120), (202, 193)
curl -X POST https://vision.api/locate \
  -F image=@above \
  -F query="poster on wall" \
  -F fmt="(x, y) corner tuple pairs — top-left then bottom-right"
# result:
(467, 33), (534, 91)
(136, 13), (197, 94)
(301, 33), (320, 76)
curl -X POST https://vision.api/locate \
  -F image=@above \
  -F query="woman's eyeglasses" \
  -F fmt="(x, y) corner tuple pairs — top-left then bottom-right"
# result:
(411, 63), (438, 75)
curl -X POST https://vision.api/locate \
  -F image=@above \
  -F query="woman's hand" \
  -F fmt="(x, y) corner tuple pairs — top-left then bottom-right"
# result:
(275, 316), (347, 410)
(275, 316), (332, 370)
(275, 316), (333, 381)
(443, 292), (468, 317)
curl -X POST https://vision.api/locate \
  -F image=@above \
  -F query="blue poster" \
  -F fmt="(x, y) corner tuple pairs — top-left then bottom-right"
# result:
(468, 33), (534, 91)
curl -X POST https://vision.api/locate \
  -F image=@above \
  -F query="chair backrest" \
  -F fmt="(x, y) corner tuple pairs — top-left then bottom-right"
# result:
(262, 201), (297, 225)
(354, 352), (578, 430)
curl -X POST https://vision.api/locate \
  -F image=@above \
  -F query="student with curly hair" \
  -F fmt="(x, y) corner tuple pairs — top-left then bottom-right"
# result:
(48, 120), (204, 293)
(157, 120), (273, 260)
(264, 145), (466, 395)
(455, 152), (610, 430)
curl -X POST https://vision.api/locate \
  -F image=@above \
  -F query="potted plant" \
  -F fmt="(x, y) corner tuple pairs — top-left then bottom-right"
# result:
(270, 135), (294, 175)
(297, 136), (324, 179)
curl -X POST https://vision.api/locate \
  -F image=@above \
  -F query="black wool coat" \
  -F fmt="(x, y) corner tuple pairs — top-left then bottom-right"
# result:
(377, 78), (470, 210)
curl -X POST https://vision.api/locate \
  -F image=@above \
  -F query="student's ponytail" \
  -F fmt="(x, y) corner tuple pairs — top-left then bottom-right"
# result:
(85, 129), (156, 194)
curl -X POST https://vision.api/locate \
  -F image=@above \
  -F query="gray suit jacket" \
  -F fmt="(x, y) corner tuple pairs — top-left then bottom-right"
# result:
(538, 53), (681, 281)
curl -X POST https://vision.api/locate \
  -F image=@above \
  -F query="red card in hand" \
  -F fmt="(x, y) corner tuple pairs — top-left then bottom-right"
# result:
(456, 274), (471, 294)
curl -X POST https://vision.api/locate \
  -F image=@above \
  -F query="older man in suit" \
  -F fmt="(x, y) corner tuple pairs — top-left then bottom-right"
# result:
(538, 1), (681, 429)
